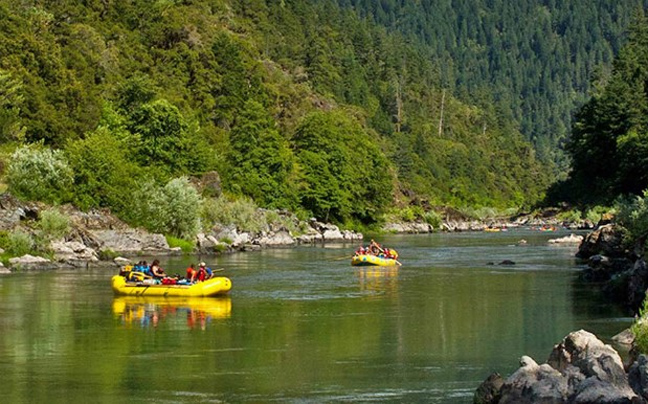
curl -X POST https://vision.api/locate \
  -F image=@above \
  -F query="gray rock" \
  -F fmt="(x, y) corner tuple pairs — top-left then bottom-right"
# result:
(577, 224), (627, 260)
(88, 229), (170, 253)
(9, 254), (50, 264)
(474, 372), (504, 404)
(256, 230), (295, 246)
(499, 356), (569, 404)
(628, 355), (648, 401)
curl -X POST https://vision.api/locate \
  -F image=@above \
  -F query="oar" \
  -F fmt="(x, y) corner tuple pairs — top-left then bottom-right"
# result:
(211, 268), (226, 272)
(332, 255), (353, 261)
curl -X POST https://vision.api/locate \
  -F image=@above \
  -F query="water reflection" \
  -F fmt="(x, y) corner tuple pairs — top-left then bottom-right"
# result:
(112, 296), (232, 329)
(355, 266), (399, 295)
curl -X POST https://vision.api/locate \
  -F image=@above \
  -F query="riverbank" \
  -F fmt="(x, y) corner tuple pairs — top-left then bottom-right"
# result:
(0, 193), (591, 273)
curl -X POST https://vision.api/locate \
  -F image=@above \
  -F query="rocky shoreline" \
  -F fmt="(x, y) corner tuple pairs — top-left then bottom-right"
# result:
(0, 194), (590, 273)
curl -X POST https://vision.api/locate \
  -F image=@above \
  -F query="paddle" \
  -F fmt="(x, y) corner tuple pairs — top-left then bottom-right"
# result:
(333, 255), (353, 261)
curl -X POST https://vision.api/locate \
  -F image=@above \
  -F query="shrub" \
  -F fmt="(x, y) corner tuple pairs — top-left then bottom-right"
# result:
(616, 190), (648, 243)
(202, 195), (266, 233)
(98, 248), (119, 261)
(633, 297), (648, 353)
(38, 208), (70, 243)
(166, 235), (195, 253)
(7, 145), (73, 203)
(423, 211), (442, 228)
(65, 127), (140, 213)
(129, 177), (202, 239)
(7, 229), (34, 256)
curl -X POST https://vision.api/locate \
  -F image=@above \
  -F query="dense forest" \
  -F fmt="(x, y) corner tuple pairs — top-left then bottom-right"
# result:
(0, 0), (643, 235)
(549, 14), (648, 208)
(338, 0), (648, 169)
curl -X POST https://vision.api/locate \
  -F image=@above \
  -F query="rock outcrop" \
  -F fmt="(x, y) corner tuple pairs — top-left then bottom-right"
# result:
(475, 330), (645, 404)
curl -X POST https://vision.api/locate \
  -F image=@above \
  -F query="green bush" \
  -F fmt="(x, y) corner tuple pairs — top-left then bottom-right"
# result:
(38, 208), (70, 243)
(633, 298), (648, 353)
(202, 195), (267, 233)
(65, 127), (140, 213)
(98, 248), (119, 261)
(7, 145), (73, 204)
(7, 229), (34, 256)
(129, 177), (202, 239)
(166, 235), (195, 253)
(616, 190), (648, 243)
(423, 211), (442, 228)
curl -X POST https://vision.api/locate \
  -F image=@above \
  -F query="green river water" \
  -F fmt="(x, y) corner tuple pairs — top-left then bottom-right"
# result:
(0, 230), (632, 403)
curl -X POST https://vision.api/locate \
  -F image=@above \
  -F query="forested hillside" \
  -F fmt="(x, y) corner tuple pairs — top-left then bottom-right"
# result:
(338, 0), (648, 168)
(0, 0), (556, 231)
(548, 15), (648, 207)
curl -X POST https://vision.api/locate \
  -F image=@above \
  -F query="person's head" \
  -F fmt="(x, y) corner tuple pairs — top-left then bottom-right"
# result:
(189, 263), (194, 268)
(152, 259), (160, 266)
(199, 262), (206, 268)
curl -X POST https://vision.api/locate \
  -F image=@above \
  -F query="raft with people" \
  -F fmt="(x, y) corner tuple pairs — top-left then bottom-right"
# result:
(351, 239), (401, 267)
(111, 262), (232, 297)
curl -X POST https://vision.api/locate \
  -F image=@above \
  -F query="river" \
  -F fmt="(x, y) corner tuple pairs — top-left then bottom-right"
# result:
(0, 229), (632, 403)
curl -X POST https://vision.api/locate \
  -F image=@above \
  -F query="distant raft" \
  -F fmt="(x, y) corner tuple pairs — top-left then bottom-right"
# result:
(351, 254), (401, 267)
(111, 274), (232, 297)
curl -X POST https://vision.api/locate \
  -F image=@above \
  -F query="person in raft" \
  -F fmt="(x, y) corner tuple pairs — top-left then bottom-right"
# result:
(186, 263), (198, 282)
(150, 259), (166, 279)
(197, 262), (213, 282)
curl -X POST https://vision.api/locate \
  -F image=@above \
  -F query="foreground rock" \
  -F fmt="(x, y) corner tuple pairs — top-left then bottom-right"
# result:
(475, 330), (644, 404)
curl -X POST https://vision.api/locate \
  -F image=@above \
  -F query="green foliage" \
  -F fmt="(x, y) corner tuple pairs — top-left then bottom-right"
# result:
(294, 110), (393, 224)
(0, 69), (26, 142)
(555, 15), (648, 207)
(556, 209), (583, 223)
(7, 145), (73, 204)
(0, 0), (597, 224)
(423, 211), (442, 228)
(128, 177), (202, 239)
(615, 190), (648, 243)
(165, 235), (195, 254)
(127, 99), (214, 177)
(7, 229), (34, 257)
(202, 195), (267, 233)
(37, 208), (70, 243)
(98, 248), (118, 261)
(224, 99), (298, 209)
(65, 127), (140, 213)
(633, 298), (648, 353)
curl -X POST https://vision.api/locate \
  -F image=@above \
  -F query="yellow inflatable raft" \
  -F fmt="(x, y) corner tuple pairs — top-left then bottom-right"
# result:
(111, 274), (232, 297)
(351, 254), (401, 267)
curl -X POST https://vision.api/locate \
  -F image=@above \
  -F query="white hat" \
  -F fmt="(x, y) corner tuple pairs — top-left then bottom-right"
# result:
(200, 262), (206, 266)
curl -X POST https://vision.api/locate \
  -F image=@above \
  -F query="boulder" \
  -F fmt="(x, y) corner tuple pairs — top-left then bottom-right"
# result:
(474, 372), (504, 404)
(50, 240), (99, 263)
(256, 229), (295, 246)
(628, 355), (648, 401)
(88, 229), (170, 253)
(383, 222), (433, 233)
(296, 227), (323, 244)
(577, 224), (627, 260)
(475, 330), (641, 404)
(212, 225), (250, 247)
(498, 356), (569, 403)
